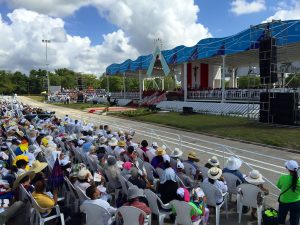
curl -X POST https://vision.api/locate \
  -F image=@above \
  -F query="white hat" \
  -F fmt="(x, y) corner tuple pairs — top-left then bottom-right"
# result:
(208, 156), (220, 167)
(99, 136), (107, 144)
(225, 156), (242, 170)
(78, 168), (90, 180)
(176, 187), (185, 198)
(163, 154), (170, 163)
(245, 170), (265, 185)
(176, 160), (184, 169)
(207, 167), (222, 180)
(161, 145), (167, 150)
(285, 160), (299, 171)
(152, 142), (158, 148)
(78, 139), (85, 145)
(170, 148), (183, 158)
(108, 138), (118, 146)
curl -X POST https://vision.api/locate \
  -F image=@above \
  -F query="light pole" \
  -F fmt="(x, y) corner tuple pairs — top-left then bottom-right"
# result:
(42, 39), (50, 96)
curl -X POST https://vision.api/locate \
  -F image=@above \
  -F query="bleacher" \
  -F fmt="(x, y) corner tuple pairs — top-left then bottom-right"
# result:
(156, 101), (260, 117)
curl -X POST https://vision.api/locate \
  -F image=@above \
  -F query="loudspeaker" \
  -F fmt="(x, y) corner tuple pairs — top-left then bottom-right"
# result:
(259, 37), (278, 84)
(260, 92), (298, 125)
(78, 77), (83, 91)
(77, 93), (84, 103)
(182, 107), (193, 115)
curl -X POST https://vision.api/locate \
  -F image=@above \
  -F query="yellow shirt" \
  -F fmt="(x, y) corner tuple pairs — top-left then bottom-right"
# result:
(32, 192), (55, 214)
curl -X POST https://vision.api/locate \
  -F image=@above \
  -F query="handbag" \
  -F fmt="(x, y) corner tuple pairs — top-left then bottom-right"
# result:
(263, 208), (279, 225)
(277, 184), (293, 203)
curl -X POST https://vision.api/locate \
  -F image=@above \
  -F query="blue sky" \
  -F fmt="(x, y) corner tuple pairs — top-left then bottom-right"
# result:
(0, 0), (299, 74)
(0, 0), (283, 45)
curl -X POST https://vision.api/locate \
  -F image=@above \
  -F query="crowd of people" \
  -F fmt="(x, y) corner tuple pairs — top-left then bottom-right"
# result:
(0, 97), (299, 225)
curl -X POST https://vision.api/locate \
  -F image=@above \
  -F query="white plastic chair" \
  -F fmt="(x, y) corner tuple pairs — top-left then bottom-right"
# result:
(64, 177), (80, 212)
(144, 189), (171, 225)
(223, 172), (242, 203)
(171, 200), (202, 225)
(201, 182), (228, 225)
(117, 174), (133, 197)
(145, 151), (155, 163)
(156, 168), (164, 180)
(28, 192), (65, 225)
(80, 202), (115, 225)
(116, 206), (151, 225)
(183, 162), (195, 178)
(143, 162), (156, 183)
(135, 148), (145, 160)
(74, 186), (90, 204)
(237, 184), (264, 225)
(199, 167), (209, 180)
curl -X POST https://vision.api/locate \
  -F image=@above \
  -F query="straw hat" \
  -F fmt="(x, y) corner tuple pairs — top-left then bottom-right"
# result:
(117, 140), (126, 147)
(208, 156), (220, 167)
(187, 152), (199, 162)
(13, 171), (35, 190)
(225, 156), (242, 170)
(170, 148), (183, 158)
(208, 167), (222, 180)
(108, 138), (118, 146)
(99, 136), (107, 144)
(30, 160), (48, 173)
(127, 185), (144, 200)
(78, 168), (90, 180)
(16, 130), (24, 137)
(156, 147), (166, 156)
(245, 170), (265, 185)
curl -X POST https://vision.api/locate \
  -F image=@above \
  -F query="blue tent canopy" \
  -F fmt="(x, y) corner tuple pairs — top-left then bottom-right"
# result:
(106, 20), (300, 75)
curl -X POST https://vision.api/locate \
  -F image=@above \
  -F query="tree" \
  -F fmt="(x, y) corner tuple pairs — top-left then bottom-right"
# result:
(55, 68), (77, 89)
(83, 74), (101, 89)
(285, 73), (300, 88)
(0, 71), (15, 94)
(238, 75), (261, 89)
(11, 71), (29, 94)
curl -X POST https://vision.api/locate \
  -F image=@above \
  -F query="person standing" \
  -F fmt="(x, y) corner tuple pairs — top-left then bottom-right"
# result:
(277, 160), (300, 225)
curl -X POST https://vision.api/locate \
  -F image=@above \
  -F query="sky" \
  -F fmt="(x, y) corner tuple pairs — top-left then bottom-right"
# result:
(0, 0), (300, 75)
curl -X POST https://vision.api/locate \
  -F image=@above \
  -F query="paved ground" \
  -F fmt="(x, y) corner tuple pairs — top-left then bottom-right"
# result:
(18, 96), (298, 225)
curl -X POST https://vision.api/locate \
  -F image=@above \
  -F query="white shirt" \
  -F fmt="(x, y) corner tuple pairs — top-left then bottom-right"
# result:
(203, 178), (228, 204)
(81, 199), (116, 224)
(74, 180), (91, 193)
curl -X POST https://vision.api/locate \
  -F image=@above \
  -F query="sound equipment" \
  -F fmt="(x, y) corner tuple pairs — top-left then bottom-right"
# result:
(77, 93), (84, 103)
(259, 37), (278, 84)
(182, 107), (193, 115)
(260, 92), (299, 125)
(78, 77), (83, 91)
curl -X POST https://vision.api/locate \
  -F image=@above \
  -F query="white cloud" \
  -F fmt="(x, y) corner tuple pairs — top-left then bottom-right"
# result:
(265, 0), (300, 21)
(93, 0), (211, 53)
(0, 0), (212, 74)
(230, 0), (266, 15)
(5, 0), (91, 17)
(0, 9), (139, 75)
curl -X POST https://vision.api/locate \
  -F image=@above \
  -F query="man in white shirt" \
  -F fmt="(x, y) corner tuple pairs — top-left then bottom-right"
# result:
(81, 185), (116, 225)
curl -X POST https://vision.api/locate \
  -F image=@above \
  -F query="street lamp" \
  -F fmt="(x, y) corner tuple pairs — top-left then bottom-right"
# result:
(42, 39), (50, 96)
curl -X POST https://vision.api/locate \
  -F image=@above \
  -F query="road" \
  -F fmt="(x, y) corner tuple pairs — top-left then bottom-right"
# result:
(17, 96), (299, 225)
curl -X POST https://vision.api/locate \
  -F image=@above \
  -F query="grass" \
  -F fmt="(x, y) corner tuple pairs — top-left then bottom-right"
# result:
(25, 95), (107, 110)
(117, 111), (300, 150)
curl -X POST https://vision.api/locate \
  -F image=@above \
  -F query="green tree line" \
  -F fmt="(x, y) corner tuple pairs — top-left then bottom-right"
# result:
(0, 69), (177, 95)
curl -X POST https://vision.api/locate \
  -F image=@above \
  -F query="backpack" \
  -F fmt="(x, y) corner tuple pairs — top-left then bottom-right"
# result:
(262, 208), (279, 225)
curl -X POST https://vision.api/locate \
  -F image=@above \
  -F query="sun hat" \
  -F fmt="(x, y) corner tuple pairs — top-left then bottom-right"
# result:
(123, 162), (133, 170)
(208, 167), (222, 180)
(225, 156), (242, 170)
(163, 154), (170, 163)
(41, 137), (49, 146)
(118, 140), (126, 147)
(127, 185), (144, 200)
(99, 136), (107, 144)
(107, 156), (117, 166)
(127, 135), (133, 140)
(108, 138), (118, 147)
(78, 168), (90, 180)
(78, 139), (85, 145)
(208, 156), (220, 167)
(30, 160), (48, 173)
(187, 152), (199, 162)
(176, 160), (184, 169)
(170, 148), (183, 158)
(176, 187), (185, 198)
(285, 160), (299, 171)
(16, 130), (24, 137)
(152, 142), (158, 148)
(245, 170), (265, 185)
(13, 170), (35, 190)
(156, 147), (166, 156)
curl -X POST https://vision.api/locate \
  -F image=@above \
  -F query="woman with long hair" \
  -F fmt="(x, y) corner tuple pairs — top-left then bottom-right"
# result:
(277, 160), (300, 225)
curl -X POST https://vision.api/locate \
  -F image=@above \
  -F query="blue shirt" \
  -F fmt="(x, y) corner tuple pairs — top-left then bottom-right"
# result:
(223, 168), (245, 185)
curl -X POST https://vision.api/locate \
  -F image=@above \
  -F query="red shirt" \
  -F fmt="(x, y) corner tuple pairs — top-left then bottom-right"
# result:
(124, 201), (151, 225)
